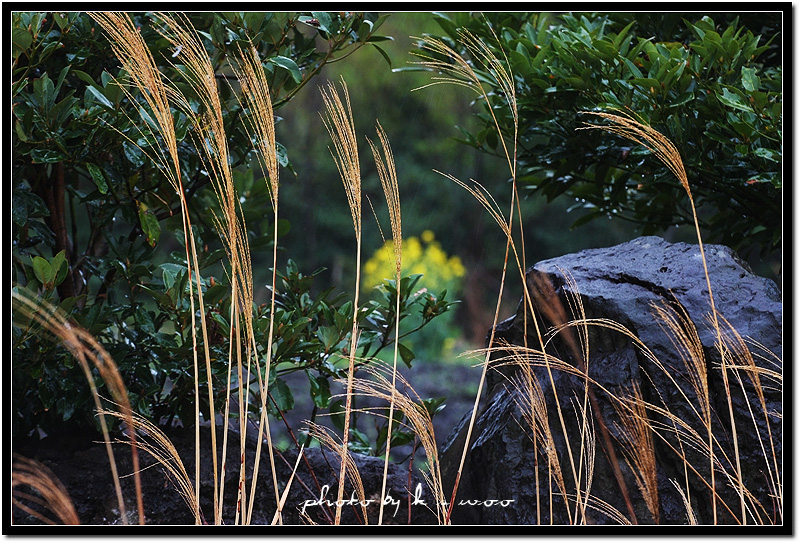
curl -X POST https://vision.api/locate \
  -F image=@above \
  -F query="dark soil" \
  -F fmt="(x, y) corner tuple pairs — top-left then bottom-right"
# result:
(11, 358), (479, 527)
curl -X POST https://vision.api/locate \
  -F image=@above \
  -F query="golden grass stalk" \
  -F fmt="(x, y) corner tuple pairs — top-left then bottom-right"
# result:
(650, 301), (709, 422)
(412, 23), (528, 331)
(320, 77), (362, 524)
(571, 395), (594, 524)
(714, 314), (782, 523)
(713, 321), (746, 523)
(579, 110), (729, 522)
(12, 289), (143, 524)
(156, 12), (262, 524)
(412, 30), (605, 523)
(646, 299), (763, 521)
(545, 311), (731, 505)
(322, 78), (362, 236)
(366, 121), (403, 525)
(649, 298), (705, 514)
(555, 306), (779, 525)
(529, 272), (590, 524)
(304, 421), (368, 524)
(670, 479), (698, 525)
(510, 368), (570, 523)
(539, 269), (637, 524)
(12, 454), (80, 525)
(411, 27), (517, 172)
(89, 12), (213, 524)
(613, 383), (660, 523)
(571, 493), (631, 525)
(490, 311), (755, 524)
(155, 12), (234, 524)
(344, 362), (448, 523)
(575, 399), (596, 522)
(271, 444), (306, 525)
(97, 404), (200, 523)
(230, 41), (282, 526)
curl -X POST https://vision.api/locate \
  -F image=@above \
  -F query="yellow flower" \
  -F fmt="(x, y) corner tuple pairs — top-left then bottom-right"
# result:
(449, 256), (466, 278)
(362, 230), (467, 296)
(406, 236), (423, 261)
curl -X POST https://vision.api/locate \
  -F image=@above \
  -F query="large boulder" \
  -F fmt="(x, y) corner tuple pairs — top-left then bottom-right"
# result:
(441, 236), (782, 525)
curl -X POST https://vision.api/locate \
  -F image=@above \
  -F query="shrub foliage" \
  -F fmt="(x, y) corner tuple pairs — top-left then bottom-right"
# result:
(11, 11), (443, 440)
(414, 12), (781, 256)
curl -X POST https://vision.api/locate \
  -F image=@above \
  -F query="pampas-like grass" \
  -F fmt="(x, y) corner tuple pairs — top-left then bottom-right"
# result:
(304, 421), (368, 524)
(13, 13), (781, 527)
(155, 13), (256, 523)
(230, 41), (284, 526)
(613, 383), (660, 523)
(367, 122), (404, 525)
(579, 109), (729, 523)
(344, 362), (448, 523)
(414, 28), (636, 524)
(412, 30), (533, 523)
(12, 454), (80, 525)
(96, 404), (199, 521)
(12, 289), (144, 524)
(88, 12), (214, 523)
(320, 77), (363, 524)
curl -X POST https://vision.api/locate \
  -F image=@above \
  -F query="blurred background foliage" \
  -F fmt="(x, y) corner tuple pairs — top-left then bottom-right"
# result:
(12, 11), (783, 448)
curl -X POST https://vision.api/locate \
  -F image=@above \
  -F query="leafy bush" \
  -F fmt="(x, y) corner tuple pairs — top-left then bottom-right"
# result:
(10, 12), (783, 527)
(415, 12), (782, 257)
(10, 11), (411, 439)
(249, 260), (453, 443)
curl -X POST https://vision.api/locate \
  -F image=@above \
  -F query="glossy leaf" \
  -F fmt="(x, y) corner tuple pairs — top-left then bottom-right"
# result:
(269, 55), (302, 84)
(137, 201), (160, 247)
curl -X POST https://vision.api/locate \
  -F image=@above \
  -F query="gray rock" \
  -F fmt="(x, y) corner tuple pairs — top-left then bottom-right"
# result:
(441, 236), (782, 525)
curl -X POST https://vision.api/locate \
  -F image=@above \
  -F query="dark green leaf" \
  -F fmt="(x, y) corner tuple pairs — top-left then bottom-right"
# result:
(307, 372), (331, 409)
(137, 201), (161, 247)
(53, 12), (71, 31)
(311, 12), (334, 35)
(718, 88), (753, 112)
(371, 43), (392, 67)
(85, 85), (114, 109)
(86, 163), (109, 194)
(421, 396), (447, 417)
(51, 250), (69, 287)
(741, 66), (760, 92)
(269, 56), (302, 84)
(398, 343), (415, 368)
(753, 147), (779, 163)
(12, 193), (28, 227)
(269, 377), (294, 412)
(13, 27), (32, 54)
(30, 149), (67, 164)
(15, 120), (28, 142)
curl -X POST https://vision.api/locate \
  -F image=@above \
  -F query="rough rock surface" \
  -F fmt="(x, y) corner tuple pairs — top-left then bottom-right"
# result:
(13, 423), (438, 526)
(441, 236), (782, 525)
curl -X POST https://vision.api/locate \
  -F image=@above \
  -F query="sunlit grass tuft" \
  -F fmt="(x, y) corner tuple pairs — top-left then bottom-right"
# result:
(367, 121), (404, 524)
(12, 454), (80, 525)
(12, 289), (144, 524)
